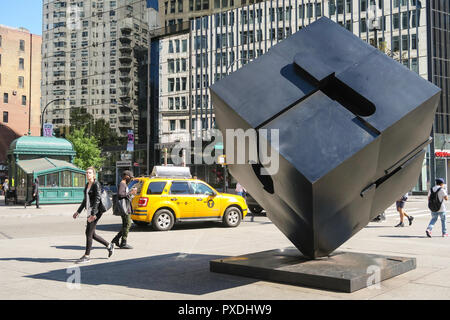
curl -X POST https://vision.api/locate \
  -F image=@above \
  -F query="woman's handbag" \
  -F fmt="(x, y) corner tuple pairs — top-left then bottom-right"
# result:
(100, 188), (113, 212)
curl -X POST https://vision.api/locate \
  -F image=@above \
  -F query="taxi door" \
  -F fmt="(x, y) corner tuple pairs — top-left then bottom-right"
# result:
(168, 181), (195, 218)
(191, 182), (221, 218)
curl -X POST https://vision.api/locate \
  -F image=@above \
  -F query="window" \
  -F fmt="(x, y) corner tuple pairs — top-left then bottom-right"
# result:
(168, 40), (174, 53)
(73, 173), (86, 187)
(393, 36), (400, 51)
(0, 35), (2, 47)
(46, 173), (59, 187)
(18, 76), (24, 88)
(19, 58), (24, 70)
(2, 111), (8, 123)
(21, 95), (26, 106)
(147, 181), (167, 195)
(180, 119), (186, 130)
(168, 78), (175, 92)
(62, 171), (72, 187)
(170, 120), (176, 131)
(191, 182), (214, 195)
(168, 97), (174, 110)
(3, 93), (8, 103)
(402, 35), (408, 51)
(19, 40), (25, 51)
(411, 34), (417, 49)
(170, 181), (191, 194)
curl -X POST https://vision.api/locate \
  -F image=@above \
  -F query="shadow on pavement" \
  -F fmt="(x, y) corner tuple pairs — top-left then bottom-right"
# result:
(0, 257), (79, 263)
(51, 245), (105, 251)
(378, 235), (429, 239)
(25, 253), (257, 295)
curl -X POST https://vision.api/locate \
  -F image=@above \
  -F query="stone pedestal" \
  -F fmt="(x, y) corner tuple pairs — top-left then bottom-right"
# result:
(210, 247), (416, 293)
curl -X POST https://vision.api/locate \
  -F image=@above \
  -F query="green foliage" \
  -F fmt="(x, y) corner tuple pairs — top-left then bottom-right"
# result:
(69, 107), (124, 147)
(66, 127), (104, 170)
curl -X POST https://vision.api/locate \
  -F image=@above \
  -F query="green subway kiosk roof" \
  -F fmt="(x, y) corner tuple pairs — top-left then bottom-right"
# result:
(17, 158), (82, 175)
(8, 136), (76, 156)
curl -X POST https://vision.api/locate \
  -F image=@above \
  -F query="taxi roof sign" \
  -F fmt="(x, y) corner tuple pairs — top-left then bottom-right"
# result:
(151, 166), (192, 178)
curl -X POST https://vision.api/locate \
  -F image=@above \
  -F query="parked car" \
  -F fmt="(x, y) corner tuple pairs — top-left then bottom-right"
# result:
(246, 193), (265, 215)
(129, 174), (248, 231)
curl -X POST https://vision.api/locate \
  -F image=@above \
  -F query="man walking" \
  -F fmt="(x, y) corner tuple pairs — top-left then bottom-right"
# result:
(111, 170), (136, 249)
(426, 178), (448, 238)
(395, 193), (413, 227)
(24, 178), (40, 209)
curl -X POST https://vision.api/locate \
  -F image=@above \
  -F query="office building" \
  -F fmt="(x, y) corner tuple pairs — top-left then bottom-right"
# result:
(151, 0), (449, 191)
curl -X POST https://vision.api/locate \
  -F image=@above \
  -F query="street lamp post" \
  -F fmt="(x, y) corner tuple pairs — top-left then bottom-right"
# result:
(114, 102), (136, 175)
(41, 98), (69, 136)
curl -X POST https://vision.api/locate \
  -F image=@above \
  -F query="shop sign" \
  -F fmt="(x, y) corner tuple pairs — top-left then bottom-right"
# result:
(436, 151), (450, 157)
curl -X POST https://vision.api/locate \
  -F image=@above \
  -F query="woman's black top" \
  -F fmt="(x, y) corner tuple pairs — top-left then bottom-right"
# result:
(77, 180), (105, 217)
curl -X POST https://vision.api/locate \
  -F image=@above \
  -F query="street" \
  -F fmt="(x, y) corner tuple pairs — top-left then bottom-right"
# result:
(0, 195), (449, 300)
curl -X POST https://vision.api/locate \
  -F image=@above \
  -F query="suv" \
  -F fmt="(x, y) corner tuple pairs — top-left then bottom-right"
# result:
(129, 177), (248, 231)
(246, 193), (265, 215)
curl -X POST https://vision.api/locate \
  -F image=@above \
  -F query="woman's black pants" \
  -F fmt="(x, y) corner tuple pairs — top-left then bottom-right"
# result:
(85, 214), (108, 256)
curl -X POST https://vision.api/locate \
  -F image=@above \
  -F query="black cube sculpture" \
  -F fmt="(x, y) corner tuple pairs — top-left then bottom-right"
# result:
(210, 17), (441, 259)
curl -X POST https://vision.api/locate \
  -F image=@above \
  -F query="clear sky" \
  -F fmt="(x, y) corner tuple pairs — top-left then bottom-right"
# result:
(0, 0), (43, 35)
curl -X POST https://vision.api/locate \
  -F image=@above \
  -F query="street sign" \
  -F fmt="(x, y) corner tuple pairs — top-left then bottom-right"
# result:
(116, 161), (132, 167)
(43, 123), (53, 137)
(127, 130), (134, 152)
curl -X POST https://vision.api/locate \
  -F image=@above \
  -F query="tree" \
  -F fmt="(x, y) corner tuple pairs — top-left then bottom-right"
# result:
(66, 128), (104, 170)
(69, 107), (125, 147)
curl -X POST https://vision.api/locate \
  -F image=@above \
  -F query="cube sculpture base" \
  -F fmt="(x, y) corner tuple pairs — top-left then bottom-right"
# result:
(210, 248), (416, 293)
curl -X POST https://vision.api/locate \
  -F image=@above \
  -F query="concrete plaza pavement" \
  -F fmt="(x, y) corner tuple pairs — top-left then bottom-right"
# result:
(0, 195), (449, 300)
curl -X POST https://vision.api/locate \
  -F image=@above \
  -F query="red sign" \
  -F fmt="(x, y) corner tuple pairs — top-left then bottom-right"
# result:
(436, 151), (450, 158)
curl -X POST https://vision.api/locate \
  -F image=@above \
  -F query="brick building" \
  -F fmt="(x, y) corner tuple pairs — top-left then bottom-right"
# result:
(0, 25), (42, 181)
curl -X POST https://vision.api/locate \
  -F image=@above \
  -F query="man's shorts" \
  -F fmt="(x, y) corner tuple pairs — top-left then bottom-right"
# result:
(396, 201), (406, 209)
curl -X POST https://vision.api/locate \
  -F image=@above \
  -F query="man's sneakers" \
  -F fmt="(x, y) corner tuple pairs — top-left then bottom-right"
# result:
(408, 216), (414, 226)
(443, 233), (449, 237)
(107, 243), (114, 258)
(426, 229), (432, 238)
(76, 255), (90, 264)
(395, 222), (404, 227)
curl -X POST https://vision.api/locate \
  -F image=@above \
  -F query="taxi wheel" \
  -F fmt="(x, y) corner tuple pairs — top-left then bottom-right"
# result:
(223, 206), (242, 227)
(152, 209), (175, 231)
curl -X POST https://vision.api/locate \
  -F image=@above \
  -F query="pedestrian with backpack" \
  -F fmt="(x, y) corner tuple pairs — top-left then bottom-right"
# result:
(426, 178), (448, 238)
(72, 167), (114, 263)
(395, 193), (413, 227)
(111, 170), (137, 249)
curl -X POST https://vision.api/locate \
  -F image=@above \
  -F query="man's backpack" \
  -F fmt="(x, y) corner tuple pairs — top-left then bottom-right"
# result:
(428, 187), (443, 212)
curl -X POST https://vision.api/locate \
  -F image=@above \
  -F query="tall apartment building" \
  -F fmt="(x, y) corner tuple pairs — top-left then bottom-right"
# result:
(0, 25), (42, 180)
(41, 0), (149, 142)
(150, 0), (449, 190)
(159, 0), (263, 27)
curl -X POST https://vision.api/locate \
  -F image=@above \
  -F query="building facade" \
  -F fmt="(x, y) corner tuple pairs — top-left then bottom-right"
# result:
(152, 0), (449, 192)
(159, 0), (264, 27)
(0, 25), (42, 180)
(41, 0), (149, 142)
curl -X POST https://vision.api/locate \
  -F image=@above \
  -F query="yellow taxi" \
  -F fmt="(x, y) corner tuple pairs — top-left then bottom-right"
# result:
(129, 167), (248, 231)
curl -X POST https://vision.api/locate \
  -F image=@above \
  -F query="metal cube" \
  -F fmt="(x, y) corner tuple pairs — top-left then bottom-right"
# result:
(210, 17), (441, 259)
